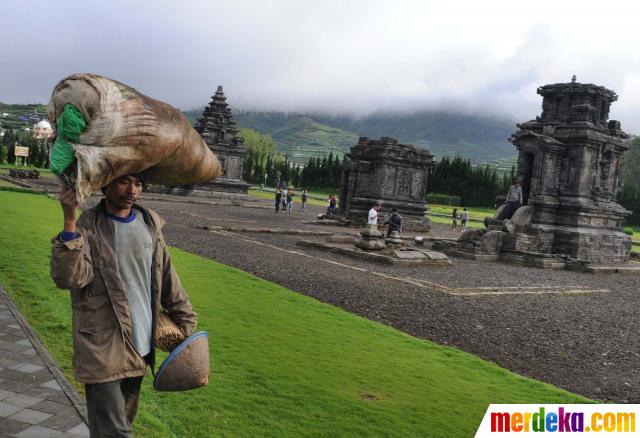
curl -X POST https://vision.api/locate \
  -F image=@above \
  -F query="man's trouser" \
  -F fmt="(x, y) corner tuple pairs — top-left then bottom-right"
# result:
(85, 376), (144, 438)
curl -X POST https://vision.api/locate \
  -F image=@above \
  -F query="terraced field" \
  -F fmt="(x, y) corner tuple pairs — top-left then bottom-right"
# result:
(0, 103), (47, 132)
(270, 116), (356, 164)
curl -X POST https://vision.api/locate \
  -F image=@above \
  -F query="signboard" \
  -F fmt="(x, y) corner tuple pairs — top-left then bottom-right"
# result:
(14, 146), (29, 157)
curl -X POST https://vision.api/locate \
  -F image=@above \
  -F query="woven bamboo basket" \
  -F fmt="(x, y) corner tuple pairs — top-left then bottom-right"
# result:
(155, 311), (185, 352)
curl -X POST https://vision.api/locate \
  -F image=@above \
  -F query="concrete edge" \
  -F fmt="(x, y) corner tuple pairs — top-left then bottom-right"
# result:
(0, 285), (88, 424)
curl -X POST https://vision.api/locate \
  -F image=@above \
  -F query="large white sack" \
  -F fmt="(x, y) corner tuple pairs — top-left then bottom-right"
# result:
(48, 73), (223, 203)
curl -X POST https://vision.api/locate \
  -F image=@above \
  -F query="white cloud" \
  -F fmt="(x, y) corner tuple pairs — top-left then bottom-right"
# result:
(2, 0), (640, 131)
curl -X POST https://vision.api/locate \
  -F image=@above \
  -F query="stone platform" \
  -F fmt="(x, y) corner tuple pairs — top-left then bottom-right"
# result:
(296, 240), (452, 267)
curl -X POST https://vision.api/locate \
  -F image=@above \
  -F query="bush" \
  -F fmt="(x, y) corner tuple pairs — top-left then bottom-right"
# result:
(623, 227), (634, 236)
(426, 193), (461, 206)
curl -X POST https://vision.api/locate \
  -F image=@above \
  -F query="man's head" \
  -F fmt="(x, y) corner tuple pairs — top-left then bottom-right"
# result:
(374, 201), (382, 210)
(103, 174), (145, 211)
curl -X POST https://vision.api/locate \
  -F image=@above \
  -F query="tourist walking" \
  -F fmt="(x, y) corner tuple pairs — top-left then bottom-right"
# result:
(286, 189), (294, 214)
(385, 208), (403, 237)
(275, 189), (282, 213)
(300, 189), (308, 212)
(503, 178), (523, 219)
(451, 208), (458, 229)
(282, 188), (288, 212)
(51, 174), (197, 437)
(329, 194), (338, 215)
(460, 207), (469, 231)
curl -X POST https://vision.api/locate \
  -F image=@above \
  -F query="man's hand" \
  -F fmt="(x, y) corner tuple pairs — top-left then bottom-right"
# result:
(59, 185), (79, 233)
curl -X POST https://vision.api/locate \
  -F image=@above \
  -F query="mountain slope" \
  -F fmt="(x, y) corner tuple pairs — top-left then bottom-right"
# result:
(186, 108), (517, 163)
(269, 116), (358, 163)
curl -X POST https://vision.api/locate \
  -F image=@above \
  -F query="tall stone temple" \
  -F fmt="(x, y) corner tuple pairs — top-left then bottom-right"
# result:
(339, 137), (434, 229)
(449, 78), (632, 268)
(194, 86), (249, 194)
(508, 78), (632, 263)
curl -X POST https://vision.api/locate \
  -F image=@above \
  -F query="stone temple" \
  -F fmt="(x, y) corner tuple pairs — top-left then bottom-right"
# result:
(193, 86), (250, 194)
(339, 137), (434, 229)
(447, 78), (632, 268)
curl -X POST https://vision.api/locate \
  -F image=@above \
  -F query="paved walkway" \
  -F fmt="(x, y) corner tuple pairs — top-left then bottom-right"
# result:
(0, 287), (89, 437)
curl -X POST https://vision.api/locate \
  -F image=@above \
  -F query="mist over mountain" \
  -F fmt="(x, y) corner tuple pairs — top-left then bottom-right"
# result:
(223, 109), (518, 164)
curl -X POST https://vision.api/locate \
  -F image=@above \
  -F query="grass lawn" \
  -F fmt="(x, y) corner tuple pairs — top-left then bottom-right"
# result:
(0, 163), (54, 176)
(0, 192), (589, 437)
(249, 188), (328, 207)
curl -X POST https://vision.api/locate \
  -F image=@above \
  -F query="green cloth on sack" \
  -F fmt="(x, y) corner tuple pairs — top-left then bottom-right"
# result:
(50, 104), (87, 175)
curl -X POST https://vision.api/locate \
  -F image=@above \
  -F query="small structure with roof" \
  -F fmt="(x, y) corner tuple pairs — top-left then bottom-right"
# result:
(339, 137), (434, 230)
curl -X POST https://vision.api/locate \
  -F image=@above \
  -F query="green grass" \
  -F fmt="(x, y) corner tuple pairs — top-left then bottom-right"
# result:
(0, 163), (54, 176)
(248, 188), (328, 207)
(0, 192), (590, 437)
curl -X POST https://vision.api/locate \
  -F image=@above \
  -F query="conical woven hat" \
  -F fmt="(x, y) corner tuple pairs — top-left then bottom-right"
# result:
(154, 331), (210, 392)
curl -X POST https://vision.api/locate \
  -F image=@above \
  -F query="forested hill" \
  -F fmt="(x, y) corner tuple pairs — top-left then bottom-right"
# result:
(231, 110), (516, 163)
(182, 108), (518, 164)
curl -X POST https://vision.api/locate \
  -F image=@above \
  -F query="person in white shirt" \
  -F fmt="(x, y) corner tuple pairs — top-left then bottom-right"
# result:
(368, 201), (382, 225)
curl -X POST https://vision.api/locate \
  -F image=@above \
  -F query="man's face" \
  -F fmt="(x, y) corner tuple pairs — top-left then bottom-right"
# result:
(105, 175), (143, 209)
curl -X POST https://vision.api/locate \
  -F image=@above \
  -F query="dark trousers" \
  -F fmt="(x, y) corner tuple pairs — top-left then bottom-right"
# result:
(503, 200), (521, 220)
(85, 376), (144, 438)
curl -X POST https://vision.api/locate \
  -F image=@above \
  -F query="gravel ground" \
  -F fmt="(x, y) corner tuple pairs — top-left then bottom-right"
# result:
(38, 180), (640, 402)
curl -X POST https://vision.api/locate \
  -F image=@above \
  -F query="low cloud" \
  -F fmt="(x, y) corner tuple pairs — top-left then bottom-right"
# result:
(2, 0), (640, 132)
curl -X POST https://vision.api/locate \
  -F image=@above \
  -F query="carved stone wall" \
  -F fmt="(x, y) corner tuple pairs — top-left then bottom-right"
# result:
(509, 79), (632, 263)
(339, 137), (434, 229)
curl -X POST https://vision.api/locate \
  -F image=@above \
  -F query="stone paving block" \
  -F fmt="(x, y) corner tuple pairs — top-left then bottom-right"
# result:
(1, 368), (43, 385)
(7, 324), (20, 329)
(21, 347), (38, 356)
(0, 400), (23, 417)
(4, 393), (43, 408)
(41, 390), (72, 404)
(40, 380), (62, 391)
(10, 362), (44, 374)
(15, 338), (32, 347)
(0, 379), (38, 393)
(0, 389), (15, 400)
(0, 417), (31, 435)
(8, 408), (52, 424)
(67, 422), (90, 437)
(15, 425), (64, 437)
(30, 399), (71, 415)
(22, 388), (69, 404)
(38, 408), (84, 431)
(2, 333), (29, 343)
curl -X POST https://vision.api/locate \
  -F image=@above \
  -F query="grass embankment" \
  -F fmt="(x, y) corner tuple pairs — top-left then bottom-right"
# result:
(0, 163), (54, 176)
(0, 192), (590, 437)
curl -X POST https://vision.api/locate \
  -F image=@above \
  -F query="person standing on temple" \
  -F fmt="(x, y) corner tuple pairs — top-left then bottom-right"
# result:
(300, 189), (308, 213)
(329, 194), (338, 215)
(368, 201), (382, 226)
(503, 178), (523, 219)
(451, 208), (458, 229)
(385, 208), (403, 237)
(275, 189), (282, 213)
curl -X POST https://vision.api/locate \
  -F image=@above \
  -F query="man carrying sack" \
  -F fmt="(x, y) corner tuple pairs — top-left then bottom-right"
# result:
(51, 173), (197, 437)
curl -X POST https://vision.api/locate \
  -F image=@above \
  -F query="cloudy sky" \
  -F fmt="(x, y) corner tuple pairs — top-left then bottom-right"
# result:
(3, 0), (640, 130)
